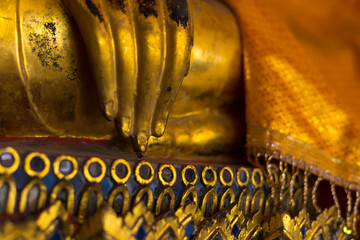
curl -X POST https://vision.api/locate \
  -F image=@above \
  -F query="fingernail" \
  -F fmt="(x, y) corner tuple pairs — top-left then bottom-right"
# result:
(121, 118), (131, 137)
(139, 144), (146, 153)
(104, 101), (115, 121)
(137, 132), (148, 153)
(155, 122), (165, 137)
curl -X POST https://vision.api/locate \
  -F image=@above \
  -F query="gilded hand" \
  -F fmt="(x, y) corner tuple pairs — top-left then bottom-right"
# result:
(61, 0), (193, 154)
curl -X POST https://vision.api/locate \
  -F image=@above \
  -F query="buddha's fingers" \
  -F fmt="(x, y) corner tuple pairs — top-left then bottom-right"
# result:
(131, 0), (167, 154)
(62, 0), (118, 121)
(104, 0), (138, 137)
(152, 0), (193, 137)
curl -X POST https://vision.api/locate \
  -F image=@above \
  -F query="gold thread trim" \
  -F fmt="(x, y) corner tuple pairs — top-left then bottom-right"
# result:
(24, 152), (50, 178)
(135, 161), (154, 185)
(0, 147), (20, 175)
(251, 189), (265, 213)
(108, 185), (130, 215)
(111, 159), (131, 184)
(135, 187), (154, 209)
(78, 184), (103, 222)
(50, 181), (75, 214)
(155, 187), (175, 215)
(237, 167), (250, 187)
(182, 165), (198, 186)
(247, 126), (360, 191)
(201, 187), (217, 216)
(0, 175), (16, 214)
(158, 164), (176, 186)
(238, 188), (250, 214)
(19, 178), (47, 213)
(219, 166), (233, 187)
(83, 157), (106, 183)
(201, 166), (217, 187)
(219, 187), (235, 210)
(181, 186), (198, 206)
(53, 155), (78, 180)
(251, 168), (264, 189)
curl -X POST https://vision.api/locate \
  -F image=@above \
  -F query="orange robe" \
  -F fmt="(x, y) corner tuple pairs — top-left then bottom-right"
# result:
(224, 0), (360, 188)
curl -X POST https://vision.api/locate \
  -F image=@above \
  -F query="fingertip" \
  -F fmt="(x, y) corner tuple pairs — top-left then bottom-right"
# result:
(122, 128), (131, 138)
(154, 122), (165, 137)
(137, 131), (148, 153)
(139, 144), (146, 153)
(104, 100), (117, 121)
(121, 117), (132, 138)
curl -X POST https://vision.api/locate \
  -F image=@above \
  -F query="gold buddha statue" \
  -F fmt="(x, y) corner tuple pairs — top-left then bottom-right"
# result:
(0, 0), (242, 160)
(0, 0), (360, 239)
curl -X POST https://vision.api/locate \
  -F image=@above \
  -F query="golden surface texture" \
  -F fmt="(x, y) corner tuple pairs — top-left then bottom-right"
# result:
(0, 145), (352, 238)
(223, 0), (360, 187)
(0, 0), (242, 158)
(0, 200), (344, 240)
